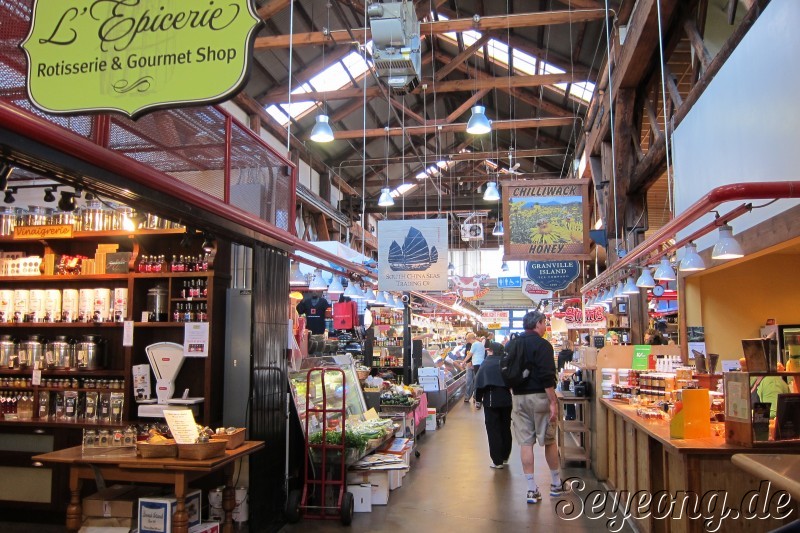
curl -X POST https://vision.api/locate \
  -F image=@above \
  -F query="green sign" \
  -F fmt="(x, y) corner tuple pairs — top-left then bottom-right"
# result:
(632, 345), (653, 370)
(22, 0), (262, 118)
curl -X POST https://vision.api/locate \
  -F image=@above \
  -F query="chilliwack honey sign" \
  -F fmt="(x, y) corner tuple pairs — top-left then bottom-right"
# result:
(21, 0), (262, 118)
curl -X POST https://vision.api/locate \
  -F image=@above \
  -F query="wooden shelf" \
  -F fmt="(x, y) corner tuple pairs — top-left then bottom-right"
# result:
(0, 369), (125, 377)
(0, 229), (185, 244)
(559, 420), (590, 433)
(0, 418), (127, 429)
(171, 298), (208, 303)
(0, 274), (129, 283)
(0, 387), (121, 393)
(0, 322), (123, 328)
(133, 271), (213, 278)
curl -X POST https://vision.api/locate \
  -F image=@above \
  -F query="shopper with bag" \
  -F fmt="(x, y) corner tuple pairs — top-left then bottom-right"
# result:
(475, 342), (512, 468)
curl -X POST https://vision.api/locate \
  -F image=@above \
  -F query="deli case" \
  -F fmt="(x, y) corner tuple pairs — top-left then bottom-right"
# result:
(424, 366), (467, 416)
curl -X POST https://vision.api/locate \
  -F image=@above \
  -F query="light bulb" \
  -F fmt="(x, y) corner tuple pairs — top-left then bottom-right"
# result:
(310, 114), (334, 143)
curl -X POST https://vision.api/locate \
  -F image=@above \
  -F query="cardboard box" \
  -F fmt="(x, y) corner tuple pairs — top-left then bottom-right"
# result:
(83, 485), (159, 519)
(426, 414), (437, 431)
(79, 515), (135, 531)
(184, 489), (202, 529)
(138, 497), (177, 533)
(388, 469), (404, 490)
(347, 484), (372, 512)
(346, 471), (389, 505)
(189, 522), (220, 533)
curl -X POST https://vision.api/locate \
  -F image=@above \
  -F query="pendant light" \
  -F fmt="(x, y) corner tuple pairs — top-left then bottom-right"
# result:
(378, 188), (395, 207)
(308, 269), (329, 291)
(679, 242), (706, 271)
(310, 114), (334, 143)
(326, 275), (344, 296)
(466, 105), (491, 134)
(343, 280), (361, 299)
(622, 276), (639, 295)
(289, 261), (308, 286)
(654, 258), (676, 281)
(501, 261), (509, 272)
(363, 287), (377, 303)
(636, 267), (656, 288)
(711, 224), (744, 260)
(483, 181), (500, 202)
(614, 280), (627, 298)
(392, 294), (405, 310)
(492, 221), (504, 236)
(375, 291), (388, 306)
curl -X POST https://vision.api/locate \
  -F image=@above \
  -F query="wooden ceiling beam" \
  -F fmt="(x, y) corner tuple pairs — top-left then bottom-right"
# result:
(257, 0), (291, 20)
(254, 9), (607, 49)
(329, 117), (575, 140)
(337, 147), (565, 168)
(435, 34), (493, 80)
(262, 71), (589, 105)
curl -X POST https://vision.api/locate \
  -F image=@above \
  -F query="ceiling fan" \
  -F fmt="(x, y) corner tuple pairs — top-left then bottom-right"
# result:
(500, 149), (521, 175)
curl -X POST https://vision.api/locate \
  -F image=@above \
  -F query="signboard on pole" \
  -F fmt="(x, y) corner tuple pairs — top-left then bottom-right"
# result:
(378, 219), (448, 292)
(497, 276), (522, 288)
(521, 280), (553, 304)
(481, 311), (509, 327)
(22, 0), (262, 118)
(525, 260), (581, 291)
(502, 179), (591, 261)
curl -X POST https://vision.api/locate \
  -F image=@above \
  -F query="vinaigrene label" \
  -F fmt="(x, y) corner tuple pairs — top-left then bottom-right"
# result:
(22, 0), (262, 117)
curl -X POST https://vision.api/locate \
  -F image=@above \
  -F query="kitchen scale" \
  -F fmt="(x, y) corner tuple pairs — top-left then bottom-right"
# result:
(137, 342), (204, 418)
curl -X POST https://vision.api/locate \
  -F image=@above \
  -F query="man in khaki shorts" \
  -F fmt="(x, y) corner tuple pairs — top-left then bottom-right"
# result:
(510, 310), (562, 504)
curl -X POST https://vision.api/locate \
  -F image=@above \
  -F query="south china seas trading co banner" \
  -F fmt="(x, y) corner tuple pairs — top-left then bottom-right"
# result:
(22, 0), (262, 117)
(502, 179), (591, 261)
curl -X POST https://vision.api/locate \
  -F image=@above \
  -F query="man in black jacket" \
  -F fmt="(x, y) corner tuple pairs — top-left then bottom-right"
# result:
(511, 310), (562, 504)
(475, 344), (512, 469)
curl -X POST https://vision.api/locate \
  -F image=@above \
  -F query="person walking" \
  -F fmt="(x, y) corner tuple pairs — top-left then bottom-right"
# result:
(463, 333), (475, 403)
(469, 334), (487, 409)
(475, 342), (512, 468)
(508, 310), (562, 504)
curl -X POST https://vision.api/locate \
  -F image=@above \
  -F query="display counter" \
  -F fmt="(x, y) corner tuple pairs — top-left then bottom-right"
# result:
(597, 398), (799, 533)
(424, 368), (466, 416)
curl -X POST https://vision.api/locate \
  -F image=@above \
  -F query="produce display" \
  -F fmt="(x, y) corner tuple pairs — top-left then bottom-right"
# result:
(308, 419), (394, 451)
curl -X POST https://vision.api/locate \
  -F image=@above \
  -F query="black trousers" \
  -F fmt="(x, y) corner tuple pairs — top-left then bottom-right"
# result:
(483, 404), (513, 466)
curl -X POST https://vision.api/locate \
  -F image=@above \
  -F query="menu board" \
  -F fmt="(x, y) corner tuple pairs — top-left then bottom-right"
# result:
(163, 408), (200, 444)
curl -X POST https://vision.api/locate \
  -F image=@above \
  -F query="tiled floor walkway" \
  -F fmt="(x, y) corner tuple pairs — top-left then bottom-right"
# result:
(280, 399), (633, 532)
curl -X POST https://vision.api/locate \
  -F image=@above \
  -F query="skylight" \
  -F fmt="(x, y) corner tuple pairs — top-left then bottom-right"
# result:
(437, 14), (594, 104)
(266, 49), (372, 125)
(391, 183), (417, 197)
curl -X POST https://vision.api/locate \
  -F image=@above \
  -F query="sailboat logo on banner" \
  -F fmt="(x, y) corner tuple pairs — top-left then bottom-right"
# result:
(388, 227), (438, 271)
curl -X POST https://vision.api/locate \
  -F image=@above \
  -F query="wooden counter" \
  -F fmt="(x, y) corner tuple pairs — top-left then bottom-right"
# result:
(732, 454), (800, 502)
(595, 399), (799, 533)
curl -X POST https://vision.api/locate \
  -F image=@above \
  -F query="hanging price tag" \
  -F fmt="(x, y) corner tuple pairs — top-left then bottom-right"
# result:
(32, 369), (42, 386)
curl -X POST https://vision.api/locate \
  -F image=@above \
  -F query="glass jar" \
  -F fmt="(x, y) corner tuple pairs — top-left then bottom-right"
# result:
(147, 285), (168, 322)
(23, 205), (53, 226)
(0, 207), (17, 236)
(97, 429), (110, 446)
(81, 200), (110, 232)
(84, 430), (97, 447)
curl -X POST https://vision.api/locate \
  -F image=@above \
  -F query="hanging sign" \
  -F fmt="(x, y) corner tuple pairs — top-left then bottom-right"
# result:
(450, 274), (490, 301)
(497, 276), (522, 288)
(632, 345), (653, 370)
(553, 306), (607, 330)
(502, 179), (591, 261)
(378, 219), (448, 292)
(13, 224), (73, 240)
(481, 311), (509, 327)
(22, 0), (262, 118)
(526, 260), (580, 291)
(521, 280), (553, 304)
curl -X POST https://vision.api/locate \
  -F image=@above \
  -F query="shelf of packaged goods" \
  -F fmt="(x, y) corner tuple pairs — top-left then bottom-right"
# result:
(133, 271), (214, 278)
(0, 418), (127, 428)
(371, 366), (404, 370)
(0, 229), (186, 244)
(170, 298), (208, 303)
(0, 387), (122, 393)
(0, 274), (130, 283)
(133, 321), (195, 328)
(0, 322), (124, 328)
(0, 369), (125, 377)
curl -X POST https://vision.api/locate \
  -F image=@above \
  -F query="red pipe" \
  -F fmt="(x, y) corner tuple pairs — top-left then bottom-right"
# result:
(0, 101), (372, 278)
(583, 181), (800, 292)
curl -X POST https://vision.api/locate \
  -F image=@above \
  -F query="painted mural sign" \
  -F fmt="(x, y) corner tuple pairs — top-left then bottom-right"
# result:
(378, 219), (448, 291)
(525, 260), (580, 291)
(22, 0), (262, 118)
(521, 280), (553, 304)
(450, 274), (490, 301)
(502, 179), (591, 261)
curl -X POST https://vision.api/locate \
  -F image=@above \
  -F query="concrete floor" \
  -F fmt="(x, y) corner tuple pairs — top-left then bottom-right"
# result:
(280, 400), (634, 533)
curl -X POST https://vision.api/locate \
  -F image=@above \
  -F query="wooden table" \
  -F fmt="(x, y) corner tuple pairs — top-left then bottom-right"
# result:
(34, 440), (264, 533)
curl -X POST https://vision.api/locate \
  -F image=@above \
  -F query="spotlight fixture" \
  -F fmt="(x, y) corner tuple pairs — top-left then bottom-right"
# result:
(43, 187), (56, 203)
(289, 261), (308, 286)
(491, 221), (504, 236)
(483, 182), (500, 202)
(466, 105), (491, 134)
(377, 188), (395, 207)
(653, 257), (676, 281)
(3, 187), (16, 204)
(711, 223), (744, 260)
(310, 114), (334, 143)
(57, 190), (79, 212)
(201, 234), (215, 253)
(679, 242), (706, 271)
(636, 267), (656, 288)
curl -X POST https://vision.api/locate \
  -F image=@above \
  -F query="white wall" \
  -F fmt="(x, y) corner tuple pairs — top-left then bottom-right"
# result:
(673, 0), (800, 252)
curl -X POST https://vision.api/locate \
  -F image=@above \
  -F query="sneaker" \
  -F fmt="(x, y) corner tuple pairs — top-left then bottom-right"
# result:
(550, 483), (565, 497)
(475, 402), (482, 410)
(503, 458), (510, 465)
(463, 397), (470, 402)
(527, 489), (541, 504)
(489, 463), (504, 469)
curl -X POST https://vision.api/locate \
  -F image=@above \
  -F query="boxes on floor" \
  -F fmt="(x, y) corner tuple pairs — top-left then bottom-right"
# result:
(347, 484), (372, 512)
(426, 407), (437, 431)
(189, 522), (220, 533)
(418, 376), (441, 392)
(79, 517), (134, 532)
(83, 484), (161, 519)
(138, 497), (177, 533)
(346, 471), (390, 505)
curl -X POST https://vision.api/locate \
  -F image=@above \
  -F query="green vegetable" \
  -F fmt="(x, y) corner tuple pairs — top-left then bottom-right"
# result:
(309, 429), (368, 449)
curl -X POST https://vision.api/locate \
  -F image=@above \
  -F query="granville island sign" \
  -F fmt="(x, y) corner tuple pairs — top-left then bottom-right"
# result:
(22, 0), (262, 118)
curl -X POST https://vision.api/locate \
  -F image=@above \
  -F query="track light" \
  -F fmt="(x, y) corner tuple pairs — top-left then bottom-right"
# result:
(57, 190), (79, 212)
(378, 188), (395, 207)
(654, 257), (676, 281)
(483, 182), (500, 201)
(310, 114), (334, 143)
(43, 187), (56, 203)
(711, 224), (744, 260)
(0, 164), (13, 191)
(679, 242), (706, 271)
(466, 105), (491, 134)
(3, 187), (15, 204)
(201, 234), (215, 253)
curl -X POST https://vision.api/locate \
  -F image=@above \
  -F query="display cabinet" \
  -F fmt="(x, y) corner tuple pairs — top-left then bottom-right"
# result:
(724, 371), (800, 447)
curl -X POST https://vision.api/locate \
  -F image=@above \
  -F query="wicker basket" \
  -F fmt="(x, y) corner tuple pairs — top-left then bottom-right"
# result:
(215, 428), (246, 450)
(177, 439), (227, 460)
(356, 369), (370, 381)
(137, 439), (177, 459)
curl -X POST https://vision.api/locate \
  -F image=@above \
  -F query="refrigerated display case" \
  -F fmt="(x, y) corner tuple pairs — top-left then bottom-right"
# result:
(778, 325), (800, 370)
(288, 354), (368, 436)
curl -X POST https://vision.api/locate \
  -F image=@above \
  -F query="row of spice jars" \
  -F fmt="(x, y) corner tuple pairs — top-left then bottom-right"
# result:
(0, 377), (123, 389)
